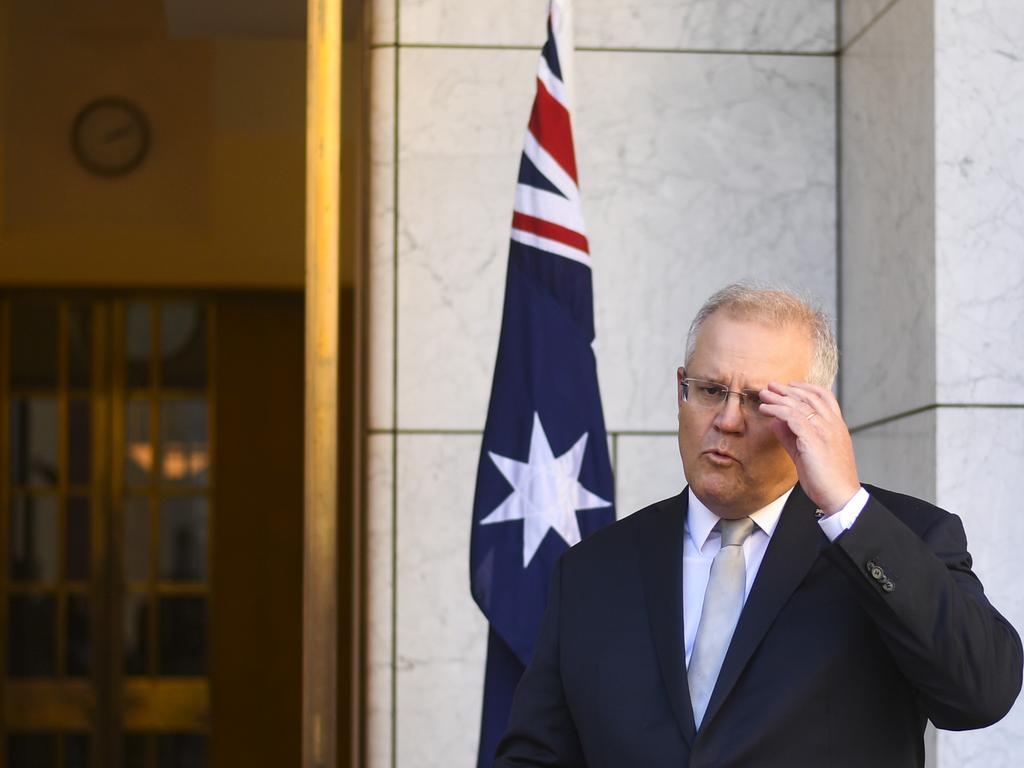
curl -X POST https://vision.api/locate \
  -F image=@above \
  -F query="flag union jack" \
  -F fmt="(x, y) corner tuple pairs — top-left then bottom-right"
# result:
(470, 2), (615, 765)
(510, 16), (590, 267)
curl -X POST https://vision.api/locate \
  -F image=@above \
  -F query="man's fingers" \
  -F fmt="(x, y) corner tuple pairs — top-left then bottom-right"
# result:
(788, 382), (842, 417)
(761, 382), (838, 421)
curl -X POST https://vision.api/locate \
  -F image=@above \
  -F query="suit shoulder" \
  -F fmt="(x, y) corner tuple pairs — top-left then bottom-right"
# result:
(563, 493), (683, 565)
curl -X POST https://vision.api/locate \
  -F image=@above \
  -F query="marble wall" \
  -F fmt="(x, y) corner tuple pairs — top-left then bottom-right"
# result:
(366, 0), (836, 764)
(842, 0), (1024, 765)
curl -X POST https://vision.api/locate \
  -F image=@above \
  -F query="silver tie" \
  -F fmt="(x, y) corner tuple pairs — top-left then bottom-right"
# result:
(687, 516), (756, 728)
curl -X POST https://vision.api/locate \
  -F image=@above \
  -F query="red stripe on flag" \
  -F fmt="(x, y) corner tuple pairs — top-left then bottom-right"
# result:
(528, 78), (578, 183)
(511, 212), (590, 254)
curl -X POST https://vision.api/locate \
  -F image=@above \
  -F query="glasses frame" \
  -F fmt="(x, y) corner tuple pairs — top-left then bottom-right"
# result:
(679, 374), (766, 416)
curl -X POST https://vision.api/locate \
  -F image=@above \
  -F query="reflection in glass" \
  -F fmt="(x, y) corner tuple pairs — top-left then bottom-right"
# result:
(125, 398), (151, 485)
(160, 302), (207, 389)
(68, 302), (93, 389)
(9, 595), (56, 677)
(124, 734), (149, 768)
(157, 734), (208, 768)
(67, 497), (91, 581)
(123, 496), (150, 583)
(69, 398), (91, 486)
(159, 400), (209, 485)
(159, 596), (206, 676)
(7, 732), (56, 768)
(10, 299), (59, 389)
(65, 733), (91, 768)
(9, 398), (59, 486)
(160, 497), (208, 582)
(10, 495), (58, 582)
(67, 595), (91, 676)
(125, 301), (152, 388)
(123, 593), (149, 675)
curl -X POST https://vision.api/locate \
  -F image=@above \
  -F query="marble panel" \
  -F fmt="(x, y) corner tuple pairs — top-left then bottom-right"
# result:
(398, 0), (547, 47)
(395, 47), (538, 430)
(850, 408), (936, 503)
(840, 0), (936, 429)
(365, 434), (395, 768)
(396, 48), (834, 432)
(579, 51), (836, 432)
(397, 0), (834, 52)
(614, 434), (685, 519)
(934, 407), (1024, 767)
(369, 48), (397, 429)
(395, 433), (489, 767)
(840, 0), (901, 49)
(575, 0), (835, 53)
(934, 0), (1024, 405)
(371, 0), (397, 46)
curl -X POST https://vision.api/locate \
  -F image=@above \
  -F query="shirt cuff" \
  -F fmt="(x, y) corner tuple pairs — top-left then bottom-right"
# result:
(817, 487), (869, 542)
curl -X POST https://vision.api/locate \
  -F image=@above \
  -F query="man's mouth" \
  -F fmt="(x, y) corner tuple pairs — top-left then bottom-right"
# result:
(703, 448), (739, 465)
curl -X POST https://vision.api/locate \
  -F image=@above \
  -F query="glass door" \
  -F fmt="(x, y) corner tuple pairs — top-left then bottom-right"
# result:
(2, 295), (213, 768)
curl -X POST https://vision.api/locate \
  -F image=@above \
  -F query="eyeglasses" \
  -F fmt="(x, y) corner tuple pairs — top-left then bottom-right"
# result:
(680, 376), (765, 416)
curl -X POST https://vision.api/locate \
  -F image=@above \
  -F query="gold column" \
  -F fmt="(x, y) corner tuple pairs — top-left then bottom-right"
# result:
(304, 0), (341, 765)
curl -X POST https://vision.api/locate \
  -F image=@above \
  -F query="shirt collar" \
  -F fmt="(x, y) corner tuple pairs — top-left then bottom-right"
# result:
(686, 485), (795, 551)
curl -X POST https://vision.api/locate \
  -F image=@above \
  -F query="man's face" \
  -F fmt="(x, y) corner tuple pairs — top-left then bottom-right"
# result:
(677, 310), (814, 519)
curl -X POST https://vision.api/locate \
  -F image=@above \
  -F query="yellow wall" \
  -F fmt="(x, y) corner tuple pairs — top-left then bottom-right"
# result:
(0, 1), (305, 288)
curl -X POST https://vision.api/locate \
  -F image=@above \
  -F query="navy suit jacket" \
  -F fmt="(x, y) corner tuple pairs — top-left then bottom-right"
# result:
(494, 484), (1022, 767)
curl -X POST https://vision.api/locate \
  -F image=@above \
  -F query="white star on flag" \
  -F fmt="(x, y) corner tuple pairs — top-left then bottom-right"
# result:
(480, 412), (612, 567)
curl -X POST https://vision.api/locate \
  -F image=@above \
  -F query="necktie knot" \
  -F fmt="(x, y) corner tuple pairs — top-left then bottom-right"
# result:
(719, 516), (755, 548)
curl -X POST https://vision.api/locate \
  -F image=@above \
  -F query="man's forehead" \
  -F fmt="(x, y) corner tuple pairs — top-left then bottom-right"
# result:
(689, 313), (814, 377)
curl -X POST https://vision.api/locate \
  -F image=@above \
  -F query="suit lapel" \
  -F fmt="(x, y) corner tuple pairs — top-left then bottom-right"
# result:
(699, 485), (829, 730)
(639, 492), (696, 746)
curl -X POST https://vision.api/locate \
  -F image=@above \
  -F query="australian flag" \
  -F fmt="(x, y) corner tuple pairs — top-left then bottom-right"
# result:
(470, 2), (616, 764)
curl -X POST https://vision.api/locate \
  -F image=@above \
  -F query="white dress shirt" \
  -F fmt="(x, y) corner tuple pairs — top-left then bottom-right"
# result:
(683, 485), (870, 665)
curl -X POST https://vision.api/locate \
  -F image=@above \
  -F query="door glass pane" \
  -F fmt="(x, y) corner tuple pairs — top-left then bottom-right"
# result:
(68, 398), (91, 486)
(10, 494), (58, 582)
(67, 594), (92, 677)
(123, 593), (150, 676)
(160, 497), (207, 582)
(160, 302), (207, 389)
(68, 303), (93, 390)
(64, 733), (91, 768)
(123, 734), (149, 768)
(125, 398), (151, 486)
(66, 497), (91, 582)
(123, 496), (150, 583)
(8, 732), (56, 768)
(10, 299), (59, 389)
(10, 397), (59, 486)
(158, 596), (206, 676)
(125, 302), (152, 389)
(9, 594), (56, 677)
(157, 734), (207, 768)
(159, 400), (208, 486)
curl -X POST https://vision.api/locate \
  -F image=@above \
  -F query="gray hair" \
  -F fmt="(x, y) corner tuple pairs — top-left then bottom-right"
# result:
(684, 281), (838, 388)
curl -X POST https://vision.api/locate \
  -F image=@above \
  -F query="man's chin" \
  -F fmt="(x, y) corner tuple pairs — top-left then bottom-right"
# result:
(691, 482), (743, 516)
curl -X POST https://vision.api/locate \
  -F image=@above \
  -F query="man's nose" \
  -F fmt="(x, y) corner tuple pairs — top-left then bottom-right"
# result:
(714, 391), (746, 432)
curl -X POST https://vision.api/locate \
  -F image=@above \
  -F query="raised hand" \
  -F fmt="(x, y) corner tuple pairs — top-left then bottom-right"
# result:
(757, 381), (860, 515)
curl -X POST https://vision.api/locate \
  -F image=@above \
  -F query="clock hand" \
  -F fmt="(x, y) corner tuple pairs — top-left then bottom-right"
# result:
(104, 124), (135, 143)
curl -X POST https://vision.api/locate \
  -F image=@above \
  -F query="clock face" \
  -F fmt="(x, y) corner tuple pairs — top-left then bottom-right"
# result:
(71, 98), (151, 178)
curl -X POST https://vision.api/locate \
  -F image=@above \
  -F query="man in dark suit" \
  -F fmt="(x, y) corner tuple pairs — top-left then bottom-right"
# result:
(494, 283), (1022, 767)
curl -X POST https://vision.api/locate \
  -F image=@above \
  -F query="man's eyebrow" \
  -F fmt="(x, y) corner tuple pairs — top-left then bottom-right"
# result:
(688, 373), (765, 393)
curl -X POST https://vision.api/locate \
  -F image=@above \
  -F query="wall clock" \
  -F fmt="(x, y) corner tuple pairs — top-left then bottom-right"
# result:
(70, 97), (151, 178)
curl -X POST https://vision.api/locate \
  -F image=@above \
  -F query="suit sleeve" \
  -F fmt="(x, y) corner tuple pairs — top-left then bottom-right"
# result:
(826, 493), (1023, 729)
(493, 557), (586, 768)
